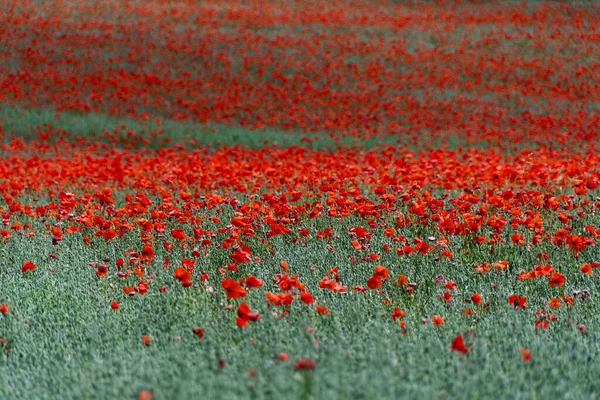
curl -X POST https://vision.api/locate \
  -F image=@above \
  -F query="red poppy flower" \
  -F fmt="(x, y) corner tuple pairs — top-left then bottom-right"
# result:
(449, 334), (470, 354)
(192, 327), (204, 339)
(520, 348), (531, 362)
(374, 265), (388, 279)
(548, 272), (565, 287)
(122, 286), (136, 296)
(507, 294), (527, 309)
(236, 302), (260, 328)
(390, 307), (406, 320)
(246, 275), (263, 288)
(580, 263), (593, 275)
(294, 358), (316, 370)
(21, 261), (35, 273)
(471, 293), (482, 305)
(222, 278), (247, 299)
(315, 305), (329, 315)
(300, 292), (315, 304)
(174, 267), (192, 285)
(547, 297), (562, 309)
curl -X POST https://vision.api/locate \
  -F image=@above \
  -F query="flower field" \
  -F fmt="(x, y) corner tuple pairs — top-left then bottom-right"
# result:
(1, 1), (600, 399)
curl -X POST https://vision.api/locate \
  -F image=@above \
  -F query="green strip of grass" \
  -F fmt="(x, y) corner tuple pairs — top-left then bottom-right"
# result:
(0, 105), (409, 151)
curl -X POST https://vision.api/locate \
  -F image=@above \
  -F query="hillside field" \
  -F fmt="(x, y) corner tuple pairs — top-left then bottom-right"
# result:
(1, 1), (600, 399)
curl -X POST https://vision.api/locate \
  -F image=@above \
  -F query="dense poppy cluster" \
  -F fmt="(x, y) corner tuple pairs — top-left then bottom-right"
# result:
(1, 0), (600, 149)
(1, 131), (598, 346)
(0, 0), (599, 365)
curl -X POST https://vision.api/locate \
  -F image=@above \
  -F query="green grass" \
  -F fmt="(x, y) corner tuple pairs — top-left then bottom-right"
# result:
(1, 193), (600, 399)
(0, 104), (513, 152)
(0, 105), (411, 151)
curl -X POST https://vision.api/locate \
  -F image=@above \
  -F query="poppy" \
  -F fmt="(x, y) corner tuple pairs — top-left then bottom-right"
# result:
(136, 281), (149, 295)
(294, 359), (316, 370)
(245, 275), (263, 288)
(192, 327), (204, 339)
(367, 275), (382, 290)
(174, 267), (192, 285)
(171, 228), (186, 240)
(580, 263), (593, 275)
(315, 305), (329, 315)
(236, 302), (260, 328)
(266, 292), (282, 306)
(391, 307), (406, 320)
(277, 293), (294, 306)
(449, 335), (470, 354)
(279, 260), (289, 271)
(492, 260), (508, 270)
(507, 294), (527, 309)
(520, 348), (531, 362)
(548, 272), (565, 287)
(122, 286), (136, 296)
(547, 297), (562, 309)
(137, 391), (154, 400)
(474, 262), (490, 273)
(230, 249), (252, 263)
(374, 265), (388, 279)
(300, 292), (315, 304)
(432, 315), (444, 326)
(222, 278), (247, 299)
(562, 293), (575, 307)
(21, 261), (35, 273)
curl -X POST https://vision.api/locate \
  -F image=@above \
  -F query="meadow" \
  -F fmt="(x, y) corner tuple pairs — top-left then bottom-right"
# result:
(1, 1), (600, 399)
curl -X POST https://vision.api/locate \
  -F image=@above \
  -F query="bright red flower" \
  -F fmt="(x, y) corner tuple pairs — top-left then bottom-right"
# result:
(374, 265), (388, 279)
(122, 286), (136, 296)
(449, 334), (470, 354)
(245, 275), (263, 288)
(171, 228), (186, 240)
(471, 293), (482, 305)
(390, 307), (406, 320)
(366, 275), (382, 290)
(266, 292), (281, 306)
(580, 263), (593, 275)
(174, 267), (192, 285)
(294, 358), (316, 370)
(236, 302), (260, 328)
(192, 327), (204, 339)
(222, 278), (247, 299)
(315, 305), (329, 315)
(300, 292), (315, 304)
(443, 280), (456, 291)
(507, 294), (527, 309)
(520, 348), (531, 362)
(548, 272), (565, 287)
(547, 297), (562, 309)
(21, 261), (35, 273)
